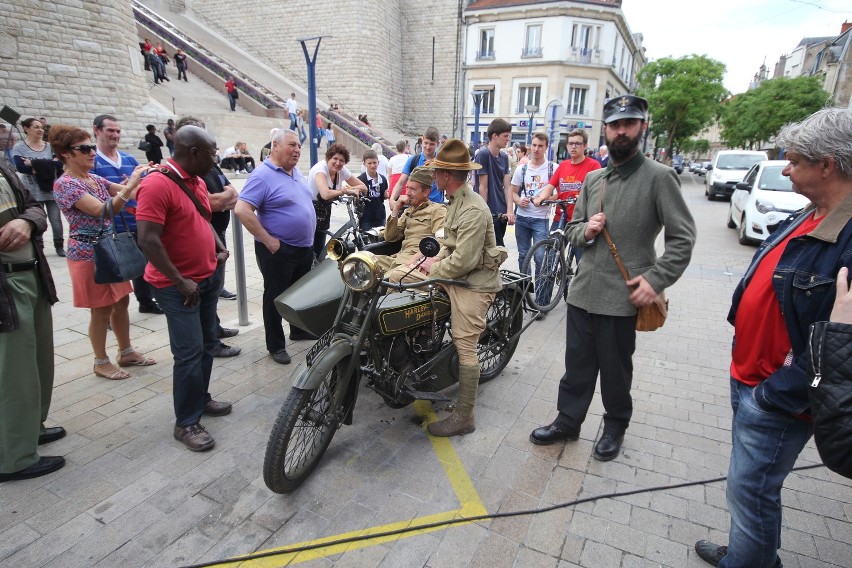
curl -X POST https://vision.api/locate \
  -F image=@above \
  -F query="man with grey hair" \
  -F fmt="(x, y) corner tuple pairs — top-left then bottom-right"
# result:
(695, 107), (852, 567)
(235, 129), (315, 365)
(597, 145), (609, 167)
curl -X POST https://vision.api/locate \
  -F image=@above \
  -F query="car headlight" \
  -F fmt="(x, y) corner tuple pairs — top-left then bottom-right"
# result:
(340, 251), (382, 292)
(755, 199), (776, 214)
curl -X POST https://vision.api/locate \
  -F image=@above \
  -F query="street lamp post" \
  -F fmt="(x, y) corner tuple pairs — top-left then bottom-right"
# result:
(471, 90), (486, 148)
(525, 104), (538, 145)
(298, 36), (327, 167)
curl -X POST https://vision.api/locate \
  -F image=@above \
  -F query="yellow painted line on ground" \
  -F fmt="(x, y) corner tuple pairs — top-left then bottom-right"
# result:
(221, 400), (487, 567)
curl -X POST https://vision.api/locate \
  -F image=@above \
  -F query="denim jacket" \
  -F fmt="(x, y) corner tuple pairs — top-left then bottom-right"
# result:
(728, 192), (852, 415)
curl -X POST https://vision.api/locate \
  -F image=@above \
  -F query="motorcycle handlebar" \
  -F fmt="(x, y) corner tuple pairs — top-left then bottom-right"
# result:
(381, 278), (470, 290)
(541, 198), (577, 206)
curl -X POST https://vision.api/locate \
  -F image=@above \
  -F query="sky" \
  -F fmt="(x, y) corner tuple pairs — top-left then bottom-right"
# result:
(620, 0), (851, 94)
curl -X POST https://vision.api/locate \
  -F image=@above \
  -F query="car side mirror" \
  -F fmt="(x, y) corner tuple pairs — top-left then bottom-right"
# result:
(419, 236), (440, 258)
(735, 182), (751, 192)
(706, 165), (713, 171)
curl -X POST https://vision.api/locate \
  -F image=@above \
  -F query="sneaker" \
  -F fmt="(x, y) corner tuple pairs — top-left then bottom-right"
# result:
(218, 327), (239, 338)
(219, 289), (237, 300)
(203, 399), (232, 416)
(139, 301), (164, 315)
(238, 169), (247, 174)
(173, 423), (214, 452)
(212, 343), (241, 357)
(694, 541), (727, 567)
(271, 349), (291, 364)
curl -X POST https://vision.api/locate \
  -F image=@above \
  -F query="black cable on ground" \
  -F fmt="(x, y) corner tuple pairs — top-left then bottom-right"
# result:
(180, 463), (826, 568)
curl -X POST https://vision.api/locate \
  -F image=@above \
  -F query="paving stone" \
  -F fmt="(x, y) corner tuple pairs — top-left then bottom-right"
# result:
(578, 539), (622, 567)
(0, 522), (41, 561)
(4, 512), (103, 567)
(469, 533), (517, 568)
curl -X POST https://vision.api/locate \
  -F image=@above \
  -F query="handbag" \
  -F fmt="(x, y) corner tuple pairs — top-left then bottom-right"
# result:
(598, 179), (668, 331)
(138, 139), (151, 152)
(93, 199), (148, 284)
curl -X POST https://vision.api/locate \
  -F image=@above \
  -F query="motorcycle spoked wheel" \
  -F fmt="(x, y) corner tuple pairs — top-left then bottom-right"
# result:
(478, 288), (525, 383)
(263, 357), (352, 494)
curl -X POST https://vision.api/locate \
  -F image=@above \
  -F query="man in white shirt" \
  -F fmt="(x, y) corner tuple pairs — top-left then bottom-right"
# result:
(286, 93), (298, 131)
(511, 132), (552, 273)
(221, 142), (249, 173)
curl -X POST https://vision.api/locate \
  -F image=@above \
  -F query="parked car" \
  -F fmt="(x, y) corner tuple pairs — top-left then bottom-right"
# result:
(705, 150), (768, 200)
(672, 155), (684, 174)
(697, 161), (711, 176)
(727, 160), (810, 245)
(689, 162), (703, 174)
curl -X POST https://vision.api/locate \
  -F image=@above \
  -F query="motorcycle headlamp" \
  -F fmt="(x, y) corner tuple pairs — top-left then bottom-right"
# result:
(340, 251), (382, 292)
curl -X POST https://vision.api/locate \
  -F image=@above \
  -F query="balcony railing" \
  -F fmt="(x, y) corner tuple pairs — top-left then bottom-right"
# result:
(521, 46), (543, 58)
(568, 47), (603, 65)
(476, 50), (495, 61)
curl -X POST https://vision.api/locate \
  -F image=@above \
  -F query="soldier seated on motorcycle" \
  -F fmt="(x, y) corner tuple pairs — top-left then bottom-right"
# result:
(407, 139), (508, 438)
(377, 166), (447, 283)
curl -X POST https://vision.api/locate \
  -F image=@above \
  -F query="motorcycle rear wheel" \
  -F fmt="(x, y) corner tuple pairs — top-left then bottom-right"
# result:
(478, 288), (525, 383)
(263, 358), (351, 494)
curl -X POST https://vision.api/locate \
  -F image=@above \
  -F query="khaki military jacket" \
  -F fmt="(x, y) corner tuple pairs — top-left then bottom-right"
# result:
(384, 200), (446, 265)
(430, 183), (503, 292)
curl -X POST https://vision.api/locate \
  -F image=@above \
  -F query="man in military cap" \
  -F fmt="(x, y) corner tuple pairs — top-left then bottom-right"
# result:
(413, 139), (506, 437)
(378, 166), (447, 283)
(529, 95), (696, 461)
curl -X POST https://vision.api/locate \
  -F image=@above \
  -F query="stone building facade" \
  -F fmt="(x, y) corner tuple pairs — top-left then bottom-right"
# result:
(178, 0), (464, 139)
(0, 1), (170, 150)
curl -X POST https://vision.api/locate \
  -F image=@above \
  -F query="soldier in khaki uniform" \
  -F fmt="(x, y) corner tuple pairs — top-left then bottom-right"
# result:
(411, 139), (506, 437)
(378, 166), (447, 282)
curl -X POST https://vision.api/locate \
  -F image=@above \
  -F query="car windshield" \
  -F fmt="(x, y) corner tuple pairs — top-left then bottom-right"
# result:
(757, 166), (793, 192)
(716, 154), (765, 170)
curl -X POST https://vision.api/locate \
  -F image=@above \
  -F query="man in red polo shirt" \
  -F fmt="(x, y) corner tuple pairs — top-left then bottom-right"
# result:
(137, 125), (232, 452)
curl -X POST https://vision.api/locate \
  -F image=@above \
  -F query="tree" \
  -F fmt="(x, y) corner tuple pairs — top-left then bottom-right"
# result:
(719, 76), (831, 149)
(637, 55), (728, 162)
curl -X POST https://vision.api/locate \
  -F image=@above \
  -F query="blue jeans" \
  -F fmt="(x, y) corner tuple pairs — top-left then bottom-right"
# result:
(515, 215), (549, 273)
(154, 273), (221, 427)
(289, 113), (297, 130)
(720, 379), (812, 568)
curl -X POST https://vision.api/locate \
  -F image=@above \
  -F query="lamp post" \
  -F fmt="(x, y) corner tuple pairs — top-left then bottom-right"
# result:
(297, 36), (327, 167)
(471, 90), (486, 148)
(525, 104), (539, 145)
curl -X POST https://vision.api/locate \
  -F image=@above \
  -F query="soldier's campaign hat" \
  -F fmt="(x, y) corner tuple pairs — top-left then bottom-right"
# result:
(602, 95), (648, 124)
(407, 166), (434, 188)
(423, 138), (482, 170)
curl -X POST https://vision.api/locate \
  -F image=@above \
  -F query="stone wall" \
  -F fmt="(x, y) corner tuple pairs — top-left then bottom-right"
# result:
(0, 0), (170, 150)
(185, 0), (462, 139)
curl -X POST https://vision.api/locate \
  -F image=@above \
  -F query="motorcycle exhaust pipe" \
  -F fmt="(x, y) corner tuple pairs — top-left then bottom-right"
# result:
(327, 238), (355, 261)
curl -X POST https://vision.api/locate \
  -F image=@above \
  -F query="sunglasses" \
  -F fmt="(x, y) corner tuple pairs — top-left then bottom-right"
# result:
(71, 144), (97, 154)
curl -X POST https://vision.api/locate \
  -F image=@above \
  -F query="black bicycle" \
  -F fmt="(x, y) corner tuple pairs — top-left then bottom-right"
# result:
(520, 199), (578, 312)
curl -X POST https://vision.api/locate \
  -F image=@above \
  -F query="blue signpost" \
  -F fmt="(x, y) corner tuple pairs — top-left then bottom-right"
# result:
(298, 36), (324, 167)
(471, 90), (485, 148)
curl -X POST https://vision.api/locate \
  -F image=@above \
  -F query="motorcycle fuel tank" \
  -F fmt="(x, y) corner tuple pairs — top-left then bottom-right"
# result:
(376, 291), (451, 335)
(275, 259), (345, 337)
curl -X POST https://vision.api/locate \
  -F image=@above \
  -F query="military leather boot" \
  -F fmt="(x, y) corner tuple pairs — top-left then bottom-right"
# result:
(427, 412), (475, 437)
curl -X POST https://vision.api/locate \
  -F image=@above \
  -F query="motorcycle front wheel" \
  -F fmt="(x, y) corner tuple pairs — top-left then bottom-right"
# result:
(263, 357), (351, 494)
(478, 288), (525, 383)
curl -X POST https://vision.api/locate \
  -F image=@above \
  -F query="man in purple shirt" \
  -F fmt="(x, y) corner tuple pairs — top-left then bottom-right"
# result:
(234, 129), (315, 364)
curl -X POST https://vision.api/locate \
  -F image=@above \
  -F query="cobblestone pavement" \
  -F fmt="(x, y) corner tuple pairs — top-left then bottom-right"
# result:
(1, 174), (850, 568)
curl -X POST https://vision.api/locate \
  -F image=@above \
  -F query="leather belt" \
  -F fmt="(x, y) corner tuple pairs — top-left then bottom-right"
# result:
(2, 259), (38, 273)
(69, 234), (99, 244)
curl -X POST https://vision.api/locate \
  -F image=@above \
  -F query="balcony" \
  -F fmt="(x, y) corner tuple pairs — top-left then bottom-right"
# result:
(521, 46), (543, 58)
(476, 50), (495, 61)
(568, 47), (603, 65)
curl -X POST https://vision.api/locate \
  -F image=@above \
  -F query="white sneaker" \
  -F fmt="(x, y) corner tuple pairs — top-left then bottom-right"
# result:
(238, 170), (247, 174)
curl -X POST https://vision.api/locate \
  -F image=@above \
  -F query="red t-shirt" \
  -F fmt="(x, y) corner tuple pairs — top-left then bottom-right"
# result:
(225, 80), (236, 94)
(548, 157), (601, 221)
(731, 212), (822, 385)
(135, 160), (217, 288)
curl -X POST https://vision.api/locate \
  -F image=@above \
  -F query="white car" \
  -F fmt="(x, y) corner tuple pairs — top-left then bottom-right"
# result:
(727, 160), (810, 245)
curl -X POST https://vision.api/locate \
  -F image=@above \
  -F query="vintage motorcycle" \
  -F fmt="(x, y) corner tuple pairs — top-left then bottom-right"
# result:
(263, 237), (535, 493)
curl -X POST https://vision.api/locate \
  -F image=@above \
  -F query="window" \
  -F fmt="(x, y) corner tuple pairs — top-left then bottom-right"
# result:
(523, 24), (542, 58)
(473, 87), (495, 114)
(517, 85), (541, 114)
(571, 23), (600, 62)
(567, 86), (587, 116)
(478, 28), (495, 59)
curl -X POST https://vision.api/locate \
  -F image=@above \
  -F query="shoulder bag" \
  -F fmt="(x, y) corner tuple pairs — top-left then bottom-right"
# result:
(93, 199), (148, 284)
(598, 179), (668, 332)
(138, 139), (152, 152)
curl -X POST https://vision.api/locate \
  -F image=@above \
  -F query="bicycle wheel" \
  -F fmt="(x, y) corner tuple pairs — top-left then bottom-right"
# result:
(522, 238), (566, 312)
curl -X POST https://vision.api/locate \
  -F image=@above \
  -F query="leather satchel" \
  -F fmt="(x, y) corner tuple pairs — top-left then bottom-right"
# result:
(93, 200), (148, 284)
(598, 179), (667, 331)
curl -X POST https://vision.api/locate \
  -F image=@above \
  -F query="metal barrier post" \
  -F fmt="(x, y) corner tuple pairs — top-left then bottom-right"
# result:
(230, 211), (250, 326)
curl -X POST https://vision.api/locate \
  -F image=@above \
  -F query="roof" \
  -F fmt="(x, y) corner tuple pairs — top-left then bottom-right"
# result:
(795, 36), (834, 48)
(466, 0), (621, 11)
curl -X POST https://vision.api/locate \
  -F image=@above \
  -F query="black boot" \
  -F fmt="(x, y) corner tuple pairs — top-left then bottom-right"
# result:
(54, 239), (66, 257)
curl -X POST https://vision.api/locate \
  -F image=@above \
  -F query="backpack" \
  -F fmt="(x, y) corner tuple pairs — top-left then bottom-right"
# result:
(517, 161), (554, 195)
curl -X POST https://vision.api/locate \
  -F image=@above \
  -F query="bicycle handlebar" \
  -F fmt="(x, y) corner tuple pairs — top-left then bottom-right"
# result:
(381, 278), (470, 290)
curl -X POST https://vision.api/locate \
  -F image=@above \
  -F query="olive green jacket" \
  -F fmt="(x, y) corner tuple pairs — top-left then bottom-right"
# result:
(565, 151), (696, 316)
(431, 183), (503, 292)
(384, 200), (446, 264)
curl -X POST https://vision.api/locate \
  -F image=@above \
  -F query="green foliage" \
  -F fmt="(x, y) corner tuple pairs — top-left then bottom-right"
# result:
(719, 76), (832, 149)
(679, 138), (710, 158)
(636, 55), (728, 161)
